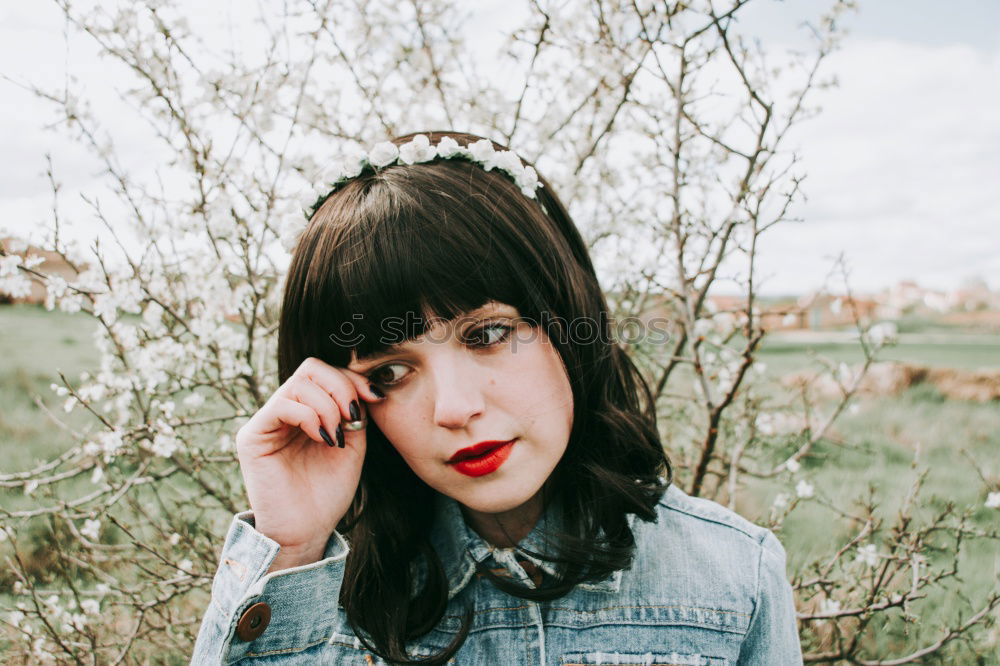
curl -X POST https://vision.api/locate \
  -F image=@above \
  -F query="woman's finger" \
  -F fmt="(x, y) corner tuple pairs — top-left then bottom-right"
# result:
(285, 377), (346, 446)
(243, 395), (324, 449)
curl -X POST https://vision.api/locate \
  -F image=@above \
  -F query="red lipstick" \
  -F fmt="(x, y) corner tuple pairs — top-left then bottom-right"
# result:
(447, 439), (516, 477)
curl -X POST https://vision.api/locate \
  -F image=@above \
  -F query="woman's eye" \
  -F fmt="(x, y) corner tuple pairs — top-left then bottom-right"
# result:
(468, 323), (513, 348)
(368, 363), (409, 387)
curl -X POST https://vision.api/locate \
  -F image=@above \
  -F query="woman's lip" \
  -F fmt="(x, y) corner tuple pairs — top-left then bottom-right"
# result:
(447, 438), (517, 463)
(450, 440), (515, 477)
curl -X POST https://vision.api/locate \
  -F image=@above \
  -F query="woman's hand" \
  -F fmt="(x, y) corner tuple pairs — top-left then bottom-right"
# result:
(235, 356), (383, 570)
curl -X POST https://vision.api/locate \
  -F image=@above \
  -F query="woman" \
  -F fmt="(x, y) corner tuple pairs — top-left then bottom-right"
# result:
(192, 132), (802, 664)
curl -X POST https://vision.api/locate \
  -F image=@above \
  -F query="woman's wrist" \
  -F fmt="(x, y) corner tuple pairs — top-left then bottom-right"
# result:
(267, 538), (329, 572)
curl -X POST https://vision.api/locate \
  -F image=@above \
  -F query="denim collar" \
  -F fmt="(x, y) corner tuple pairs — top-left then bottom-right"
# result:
(427, 493), (625, 600)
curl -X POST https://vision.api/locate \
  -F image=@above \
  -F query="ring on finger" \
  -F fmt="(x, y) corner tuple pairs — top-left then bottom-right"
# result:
(343, 419), (367, 432)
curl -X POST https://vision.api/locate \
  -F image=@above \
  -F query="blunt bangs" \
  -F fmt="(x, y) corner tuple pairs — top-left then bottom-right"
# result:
(283, 157), (574, 374)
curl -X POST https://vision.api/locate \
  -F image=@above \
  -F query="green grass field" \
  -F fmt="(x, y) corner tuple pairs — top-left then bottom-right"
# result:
(1, 303), (998, 661)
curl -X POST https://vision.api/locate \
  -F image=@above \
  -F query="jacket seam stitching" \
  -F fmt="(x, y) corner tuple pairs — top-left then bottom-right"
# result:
(245, 636), (330, 657)
(657, 497), (763, 543)
(547, 603), (750, 617)
(739, 532), (768, 652)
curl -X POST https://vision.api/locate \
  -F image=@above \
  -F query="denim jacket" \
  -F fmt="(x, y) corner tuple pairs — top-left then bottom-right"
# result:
(192, 483), (802, 665)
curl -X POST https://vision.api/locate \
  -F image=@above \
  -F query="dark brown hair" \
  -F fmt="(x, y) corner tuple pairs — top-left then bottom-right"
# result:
(277, 131), (670, 663)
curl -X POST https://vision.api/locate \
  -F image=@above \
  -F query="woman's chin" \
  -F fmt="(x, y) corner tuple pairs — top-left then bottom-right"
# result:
(450, 481), (541, 516)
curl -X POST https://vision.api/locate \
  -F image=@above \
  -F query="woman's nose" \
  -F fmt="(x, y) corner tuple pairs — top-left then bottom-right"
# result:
(430, 355), (486, 429)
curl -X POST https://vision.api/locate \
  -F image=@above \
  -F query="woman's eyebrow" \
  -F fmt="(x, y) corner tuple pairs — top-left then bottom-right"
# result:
(349, 305), (511, 367)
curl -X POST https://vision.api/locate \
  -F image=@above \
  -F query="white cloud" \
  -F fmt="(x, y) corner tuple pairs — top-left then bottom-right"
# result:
(756, 39), (1000, 294)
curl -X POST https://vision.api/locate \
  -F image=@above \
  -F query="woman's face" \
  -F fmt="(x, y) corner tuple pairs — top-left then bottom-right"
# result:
(348, 301), (574, 514)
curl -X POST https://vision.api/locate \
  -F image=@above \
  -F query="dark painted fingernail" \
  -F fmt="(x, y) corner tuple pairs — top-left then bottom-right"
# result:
(349, 400), (361, 421)
(369, 383), (385, 399)
(336, 424), (345, 448)
(319, 426), (335, 447)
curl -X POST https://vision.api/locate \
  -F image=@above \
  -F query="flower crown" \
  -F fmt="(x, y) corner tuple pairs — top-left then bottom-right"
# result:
(280, 134), (542, 252)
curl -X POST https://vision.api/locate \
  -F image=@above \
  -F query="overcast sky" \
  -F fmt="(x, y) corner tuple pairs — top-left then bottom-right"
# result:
(1, 1), (997, 297)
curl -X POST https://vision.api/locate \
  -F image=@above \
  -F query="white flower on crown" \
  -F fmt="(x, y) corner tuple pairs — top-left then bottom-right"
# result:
(284, 135), (545, 253)
(467, 139), (499, 171)
(368, 141), (399, 167)
(279, 213), (308, 252)
(398, 134), (437, 164)
(299, 188), (320, 212)
(516, 165), (540, 196)
(435, 135), (464, 158)
(320, 161), (345, 185)
(341, 150), (366, 179)
(494, 150), (523, 175)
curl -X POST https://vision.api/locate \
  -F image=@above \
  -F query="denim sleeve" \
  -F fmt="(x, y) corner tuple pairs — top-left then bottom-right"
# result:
(737, 530), (803, 665)
(190, 511), (350, 665)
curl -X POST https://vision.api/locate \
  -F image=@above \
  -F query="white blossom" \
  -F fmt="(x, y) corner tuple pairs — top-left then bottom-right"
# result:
(178, 558), (193, 573)
(0, 274), (31, 299)
(156, 400), (176, 418)
(467, 139), (498, 170)
(795, 479), (814, 498)
(0, 254), (21, 276)
(80, 599), (100, 616)
(339, 150), (366, 179)
(771, 492), (791, 511)
(169, 532), (182, 545)
(517, 165), (540, 197)
(59, 292), (84, 313)
(855, 543), (880, 567)
(368, 141), (399, 167)
(151, 431), (180, 458)
(280, 213), (309, 252)
(99, 430), (125, 457)
(298, 188), (320, 212)
(80, 519), (101, 541)
(435, 135), (463, 158)
(493, 150), (523, 175)
(398, 134), (437, 164)
(45, 275), (68, 311)
(785, 457), (801, 473)
(986, 492), (1000, 509)
(837, 362), (855, 386)
(183, 392), (205, 409)
(756, 411), (803, 436)
(93, 293), (119, 324)
(820, 598), (842, 615)
(869, 321), (898, 347)
(320, 161), (346, 184)
(692, 318), (714, 338)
